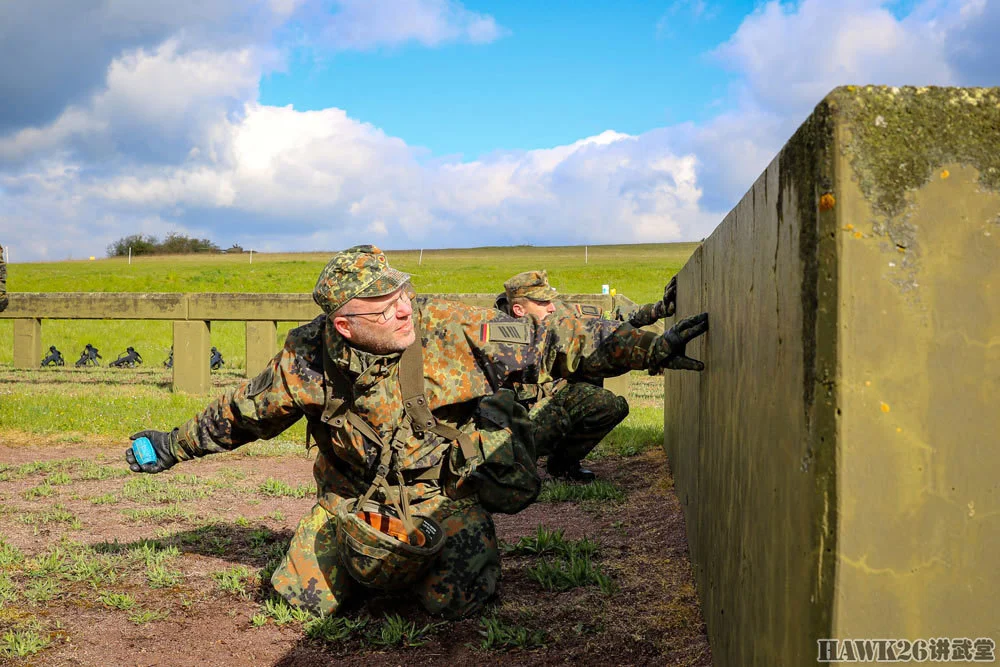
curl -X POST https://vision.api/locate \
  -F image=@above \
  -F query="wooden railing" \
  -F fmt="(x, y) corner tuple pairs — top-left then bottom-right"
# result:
(2, 292), (631, 393)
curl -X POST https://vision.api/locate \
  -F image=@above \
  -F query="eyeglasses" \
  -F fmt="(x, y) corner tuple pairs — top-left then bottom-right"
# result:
(341, 285), (414, 323)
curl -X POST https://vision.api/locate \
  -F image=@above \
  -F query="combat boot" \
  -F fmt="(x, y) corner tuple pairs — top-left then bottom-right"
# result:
(547, 456), (596, 484)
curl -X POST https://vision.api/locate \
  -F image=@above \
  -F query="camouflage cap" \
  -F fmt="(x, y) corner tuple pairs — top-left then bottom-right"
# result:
(313, 245), (411, 315)
(504, 270), (558, 302)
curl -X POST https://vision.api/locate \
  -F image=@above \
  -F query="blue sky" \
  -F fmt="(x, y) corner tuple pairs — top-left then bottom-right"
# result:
(260, 1), (757, 157)
(1, 0), (998, 262)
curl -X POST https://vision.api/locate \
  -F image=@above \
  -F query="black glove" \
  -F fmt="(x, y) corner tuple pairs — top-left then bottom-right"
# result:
(648, 312), (709, 374)
(662, 276), (677, 317)
(628, 276), (678, 328)
(125, 429), (179, 474)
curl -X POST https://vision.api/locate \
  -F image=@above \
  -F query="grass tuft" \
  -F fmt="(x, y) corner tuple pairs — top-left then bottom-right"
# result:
(478, 615), (547, 651)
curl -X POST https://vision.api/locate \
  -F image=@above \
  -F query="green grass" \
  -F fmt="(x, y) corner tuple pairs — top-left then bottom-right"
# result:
(212, 565), (256, 597)
(367, 614), (446, 648)
(257, 477), (312, 498)
(527, 552), (615, 595)
(0, 245), (691, 440)
(478, 615), (547, 651)
(303, 614), (369, 643)
(537, 480), (626, 503)
(591, 405), (664, 459)
(502, 526), (599, 560)
(99, 591), (136, 610)
(1, 629), (50, 658)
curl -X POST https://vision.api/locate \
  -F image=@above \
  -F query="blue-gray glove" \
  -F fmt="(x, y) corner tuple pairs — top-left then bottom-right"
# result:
(125, 429), (179, 474)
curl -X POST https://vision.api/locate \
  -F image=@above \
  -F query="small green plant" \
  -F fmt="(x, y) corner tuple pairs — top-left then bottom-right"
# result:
(0, 573), (19, 605)
(304, 614), (368, 643)
(251, 613), (269, 628)
(527, 552), (615, 594)
(146, 564), (182, 588)
(0, 540), (24, 567)
(262, 597), (296, 625)
(502, 526), (599, 560)
(234, 516), (251, 528)
(99, 591), (137, 610)
(269, 510), (286, 521)
(212, 566), (255, 597)
(126, 541), (179, 567)
(23, 483), (54, 500)
(122, 506), (192, 523)
(1, 629), (50, 658)
(367, 613), (445, 648)
(538, 479), (625, 502)
(478, 615), (547, 650)
(128, 609), (169, 624)
(257, 478), (311, 498)
(24, 578), (61, 603)
(47, 471), (72, 485)
(90, 493), (119, 505)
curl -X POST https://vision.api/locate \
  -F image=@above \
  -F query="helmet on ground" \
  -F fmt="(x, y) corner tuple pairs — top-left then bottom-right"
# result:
(335, 500), (445, 590)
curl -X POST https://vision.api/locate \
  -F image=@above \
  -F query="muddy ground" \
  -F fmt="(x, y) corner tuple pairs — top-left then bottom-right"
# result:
(0, 434), (709, 666)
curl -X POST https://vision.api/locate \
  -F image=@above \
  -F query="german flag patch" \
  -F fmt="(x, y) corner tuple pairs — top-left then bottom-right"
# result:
(574, 303), (602, 318)
(480, 321), (530, 345)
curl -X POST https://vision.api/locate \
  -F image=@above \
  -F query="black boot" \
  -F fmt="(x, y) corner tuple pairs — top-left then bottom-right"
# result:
(547, 456), (596, 484)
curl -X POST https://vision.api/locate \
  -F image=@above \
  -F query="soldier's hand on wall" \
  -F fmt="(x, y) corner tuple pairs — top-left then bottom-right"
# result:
(648, 312), (709, 374)
(125, 429), (179, 474)
(627, 276), (678, 328)
(662, 276), (677, 317)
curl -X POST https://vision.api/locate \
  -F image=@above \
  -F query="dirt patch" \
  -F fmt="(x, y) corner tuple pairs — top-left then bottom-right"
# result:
(0, 439), (710, 666)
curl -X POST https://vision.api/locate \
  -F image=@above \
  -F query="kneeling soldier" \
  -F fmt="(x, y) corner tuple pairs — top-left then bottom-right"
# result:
(125, 245), (708, 618)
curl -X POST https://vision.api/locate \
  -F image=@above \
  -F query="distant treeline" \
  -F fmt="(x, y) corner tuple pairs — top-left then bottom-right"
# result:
(107, 234), (246, 257)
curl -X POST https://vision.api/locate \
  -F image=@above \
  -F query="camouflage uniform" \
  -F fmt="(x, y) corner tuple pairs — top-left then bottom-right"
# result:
(499, 272), (630, 477)
(0, 244), (8, 312)
(155, 248), (663, 619)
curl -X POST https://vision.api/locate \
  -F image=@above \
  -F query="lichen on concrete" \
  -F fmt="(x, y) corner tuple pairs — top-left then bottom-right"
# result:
(831, 85), (1000, 219)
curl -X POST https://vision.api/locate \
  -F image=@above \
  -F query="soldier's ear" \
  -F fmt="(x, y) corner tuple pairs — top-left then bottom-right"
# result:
(511, 303), (525, 318)
(332, 315), (354, 340)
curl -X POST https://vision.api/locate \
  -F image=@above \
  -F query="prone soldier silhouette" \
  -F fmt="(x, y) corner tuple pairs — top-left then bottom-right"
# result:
(41, 346), (65, 367)
(74, 344), (102, 367)
(209, 346), (225, 370)
(111, 346), (143, 368)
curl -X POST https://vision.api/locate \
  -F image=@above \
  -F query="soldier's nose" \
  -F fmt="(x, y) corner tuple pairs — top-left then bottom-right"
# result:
(396, 295), (413, 318)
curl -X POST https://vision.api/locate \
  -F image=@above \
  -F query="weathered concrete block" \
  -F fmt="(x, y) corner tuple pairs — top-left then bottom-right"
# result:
(172, 320), (211, 394)
(245, 320), (278, 378)
(664, 86), (1000, 665)
(13, 318), (41, 369)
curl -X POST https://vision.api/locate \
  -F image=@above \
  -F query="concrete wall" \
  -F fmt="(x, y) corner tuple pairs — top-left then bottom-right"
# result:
(664, 86), (1000, 665)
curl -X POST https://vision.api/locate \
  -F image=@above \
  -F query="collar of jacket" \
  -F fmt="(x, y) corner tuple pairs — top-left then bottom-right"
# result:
(321, 316), (402, 379)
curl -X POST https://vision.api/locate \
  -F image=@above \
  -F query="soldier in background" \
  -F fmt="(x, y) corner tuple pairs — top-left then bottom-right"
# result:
(0, 244), (8, 312)
(124, 245), (709, 620)
(496, 271), (676, 483)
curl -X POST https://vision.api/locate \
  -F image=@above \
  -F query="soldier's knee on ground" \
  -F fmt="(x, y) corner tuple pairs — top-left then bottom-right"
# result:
(271, 504), (355, 616)
(416, 500), (501, 619)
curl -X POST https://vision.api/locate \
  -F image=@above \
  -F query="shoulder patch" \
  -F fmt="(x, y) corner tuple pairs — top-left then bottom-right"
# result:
(480, 321), (530, 345)
(575, 303), (602, 318)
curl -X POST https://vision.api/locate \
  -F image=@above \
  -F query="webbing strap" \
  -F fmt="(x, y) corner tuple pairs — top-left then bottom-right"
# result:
(398, 320), (478, 461)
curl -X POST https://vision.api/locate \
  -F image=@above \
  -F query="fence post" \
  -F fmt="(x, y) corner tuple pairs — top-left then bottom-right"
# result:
(245, 320), (277, 377)
(172, 320), (211, 394)
(13, 318), (42, 369)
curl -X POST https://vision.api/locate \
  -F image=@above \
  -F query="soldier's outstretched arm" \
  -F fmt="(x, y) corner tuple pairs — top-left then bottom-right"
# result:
(627, 276), (677, 328)
(122, 347), (306, 473)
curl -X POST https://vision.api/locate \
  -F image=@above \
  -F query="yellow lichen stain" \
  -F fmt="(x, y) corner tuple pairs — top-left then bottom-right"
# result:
(853, 231), (863, 239)
(968, 501), (975, 518)
(896, 427), (902, 433)
(941, 169), (950, 179)
(844, 223), (855, 231)
(819, 193), (836, 211)
(880, 402), (891, 413)
(865, 380), (872, 387)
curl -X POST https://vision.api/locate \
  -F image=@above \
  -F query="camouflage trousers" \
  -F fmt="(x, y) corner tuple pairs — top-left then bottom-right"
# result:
(529, 381), (629, 463)
(271, 494), (500, 619)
